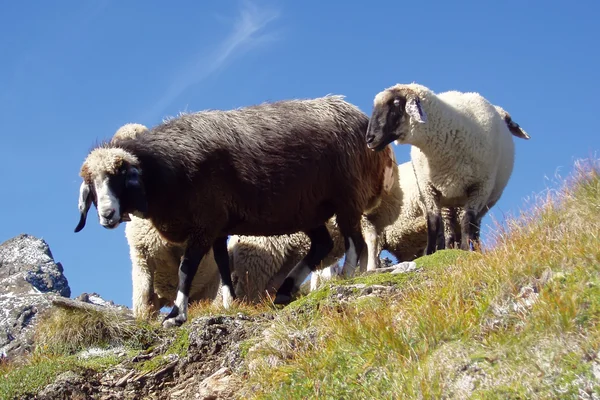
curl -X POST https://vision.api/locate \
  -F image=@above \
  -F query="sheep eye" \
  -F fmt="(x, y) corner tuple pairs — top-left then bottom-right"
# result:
(393, 98), (401, 107)
(120, 169), (127, 175)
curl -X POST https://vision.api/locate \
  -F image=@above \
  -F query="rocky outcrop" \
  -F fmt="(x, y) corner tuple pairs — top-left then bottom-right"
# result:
(0, 234), (71, 360)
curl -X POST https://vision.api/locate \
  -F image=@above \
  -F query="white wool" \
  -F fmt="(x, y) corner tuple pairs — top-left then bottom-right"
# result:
(374, 83), (529, 250)
(126, 215), (222, 319)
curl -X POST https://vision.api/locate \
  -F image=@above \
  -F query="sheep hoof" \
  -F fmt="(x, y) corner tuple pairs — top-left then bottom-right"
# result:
(273, 278), (296, 305)
(273, 293), (292, 305)
(162, 308), (187, 328)
(162, 315), (187, 328)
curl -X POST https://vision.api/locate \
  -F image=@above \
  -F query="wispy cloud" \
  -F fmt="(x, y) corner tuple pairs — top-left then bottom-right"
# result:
(143, 0), (280, 121)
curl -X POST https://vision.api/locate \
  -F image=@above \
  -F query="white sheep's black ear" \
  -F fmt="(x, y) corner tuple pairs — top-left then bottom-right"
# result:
(505, 117), (531, 140)
(406, 97), (427, 123)
(74, 182), (94, 233)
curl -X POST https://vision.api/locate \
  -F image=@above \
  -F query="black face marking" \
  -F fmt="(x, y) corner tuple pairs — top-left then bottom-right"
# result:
(107, 168), (128, 199)
(383, 96), (407, 141)
(106, 164), (147, 219)
(366, 92), (408, 151)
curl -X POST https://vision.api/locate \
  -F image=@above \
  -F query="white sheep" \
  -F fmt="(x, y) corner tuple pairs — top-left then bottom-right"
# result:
(365, 83), (530, 254)
(112, 124), (222, 320)
(228, 217), (351, 303)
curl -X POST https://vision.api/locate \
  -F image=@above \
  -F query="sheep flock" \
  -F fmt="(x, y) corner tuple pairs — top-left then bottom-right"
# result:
(74, 83), (530, 327)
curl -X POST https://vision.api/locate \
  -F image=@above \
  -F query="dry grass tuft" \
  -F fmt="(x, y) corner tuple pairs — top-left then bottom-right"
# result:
(33, 307), (159, 356)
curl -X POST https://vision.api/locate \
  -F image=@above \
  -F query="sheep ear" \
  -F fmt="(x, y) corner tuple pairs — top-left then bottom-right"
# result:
(74, 182), (94, 233)
(505, 117), (530, 140)
(126, 166), (148, 216)
(406, 97), (427, 123)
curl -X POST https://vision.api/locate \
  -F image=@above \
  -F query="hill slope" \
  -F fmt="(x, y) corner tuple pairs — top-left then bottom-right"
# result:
(1, 158), (599, 399)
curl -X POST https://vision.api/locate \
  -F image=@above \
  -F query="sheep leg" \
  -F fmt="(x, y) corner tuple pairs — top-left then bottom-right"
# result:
(342, 235), (364, 278)
(162, 243), (210, 328)
(131, 251), (158, 320)
(339, 220), (366, 278)
(466, 200), (494, 251)
(460, 209), (478, 251)
(436, 218), (446, 251)
(443, 207), (460, 249)
(265, 256), (301, 295)
(423, 184), (443, 255)
(460, 184), (492, 251)
(360, 217), (379, 272)
(274, 225), (334, 305)
(469, 215), (483, 251)
(213, 236), (236, 309)
(309, 269), (321, 291)
(425, 212), (443, 255)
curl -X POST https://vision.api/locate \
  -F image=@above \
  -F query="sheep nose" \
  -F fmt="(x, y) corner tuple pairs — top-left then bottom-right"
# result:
(365, 134), (375, 144)
(102, 209), (116, 219)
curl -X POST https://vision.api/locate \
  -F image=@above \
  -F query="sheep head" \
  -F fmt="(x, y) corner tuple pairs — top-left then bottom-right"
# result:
(365, 84), (427, 151)
(112, 123), (150, 142)
(74, 147), (147, 233)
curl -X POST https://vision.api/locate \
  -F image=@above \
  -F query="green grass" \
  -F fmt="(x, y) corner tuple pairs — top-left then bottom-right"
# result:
(289, 249), (473, 312)
(285, 283), (333, 311)
(136, 328), (190, 372)
(0, 305), (160, 398)
(243, 158), (600, 399)
(0, 353), (122, 399)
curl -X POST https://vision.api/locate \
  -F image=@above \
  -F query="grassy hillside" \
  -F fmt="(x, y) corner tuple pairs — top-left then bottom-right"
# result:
(243, 158), (600, 399)
(1, 158), (599, 399)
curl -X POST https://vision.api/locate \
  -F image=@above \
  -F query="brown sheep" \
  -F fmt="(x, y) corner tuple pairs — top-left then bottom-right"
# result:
(74, 95), (397, 327)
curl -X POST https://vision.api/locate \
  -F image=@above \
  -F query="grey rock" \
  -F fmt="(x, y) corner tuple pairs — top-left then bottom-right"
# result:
(0, 234), (71, 360)
(390, 261), (418, 274)
(37, 370), (90, 399)
(0, 234), (70, 297)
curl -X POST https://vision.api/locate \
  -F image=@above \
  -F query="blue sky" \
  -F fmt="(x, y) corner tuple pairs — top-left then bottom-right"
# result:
(0, 0), (598, 307)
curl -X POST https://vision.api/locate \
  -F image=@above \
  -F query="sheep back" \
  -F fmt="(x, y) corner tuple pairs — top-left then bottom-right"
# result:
(112, 95), (395, 241)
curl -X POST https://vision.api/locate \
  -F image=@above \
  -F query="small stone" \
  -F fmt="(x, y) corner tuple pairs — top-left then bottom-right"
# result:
(114, 370), (136, 387)
(391, 261), (417, 274)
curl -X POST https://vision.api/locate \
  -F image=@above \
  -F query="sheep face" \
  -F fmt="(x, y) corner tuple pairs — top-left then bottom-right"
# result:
(74, 148), (147, 232)
(365, 86), (427, 151)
